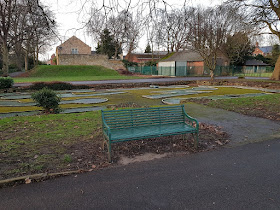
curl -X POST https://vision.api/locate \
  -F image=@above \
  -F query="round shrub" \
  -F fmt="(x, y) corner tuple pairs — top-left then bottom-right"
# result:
(0, 77), (14, 89)
(31, 87), (61, 113)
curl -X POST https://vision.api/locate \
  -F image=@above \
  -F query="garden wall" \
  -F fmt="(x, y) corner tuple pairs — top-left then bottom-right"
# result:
(57, 54), (125, 70)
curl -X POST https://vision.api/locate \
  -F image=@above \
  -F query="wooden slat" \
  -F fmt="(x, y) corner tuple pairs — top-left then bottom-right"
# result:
(102, 105), (186, 128)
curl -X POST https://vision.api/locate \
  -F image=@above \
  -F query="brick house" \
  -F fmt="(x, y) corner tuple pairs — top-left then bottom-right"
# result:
(47, 54), (56, 65)
(54, 36), (125, 70)
(56, 36), (92, 65)
(253, 42), (273, 56)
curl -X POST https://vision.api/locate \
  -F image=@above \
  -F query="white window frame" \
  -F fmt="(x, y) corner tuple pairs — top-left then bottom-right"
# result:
(71, 48), (78, 54)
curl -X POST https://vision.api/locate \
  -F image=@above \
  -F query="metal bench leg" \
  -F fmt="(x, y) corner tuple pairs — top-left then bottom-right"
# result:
(194, 132), (199, 149)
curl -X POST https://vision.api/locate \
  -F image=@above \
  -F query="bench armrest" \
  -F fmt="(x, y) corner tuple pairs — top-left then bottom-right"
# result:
(101, 114), (111, 138)
(183, 109), (199, 131)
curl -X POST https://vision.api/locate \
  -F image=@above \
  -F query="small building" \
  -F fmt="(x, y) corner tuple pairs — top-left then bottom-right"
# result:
(243, 59), (270, 74)
(125, 51), (168, 64)
(158, 50), (229, 76)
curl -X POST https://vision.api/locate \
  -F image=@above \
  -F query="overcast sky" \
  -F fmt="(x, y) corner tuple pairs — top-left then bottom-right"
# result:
(40, 0), (225, 60)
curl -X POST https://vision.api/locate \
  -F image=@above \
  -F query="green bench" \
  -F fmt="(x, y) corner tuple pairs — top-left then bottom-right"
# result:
(101, 105), (199, 162)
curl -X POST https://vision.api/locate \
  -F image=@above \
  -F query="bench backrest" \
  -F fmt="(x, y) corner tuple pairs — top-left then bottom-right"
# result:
(102, 105), (185, 129)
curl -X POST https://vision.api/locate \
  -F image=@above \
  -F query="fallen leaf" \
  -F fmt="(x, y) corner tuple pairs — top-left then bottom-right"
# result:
(215, 140), (223, 146)
(25, 178), (31, 184)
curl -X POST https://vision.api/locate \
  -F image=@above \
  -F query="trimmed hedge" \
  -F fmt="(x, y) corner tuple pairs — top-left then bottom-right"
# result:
(29, 82), (90, 90)
(0, 77), (14, 89)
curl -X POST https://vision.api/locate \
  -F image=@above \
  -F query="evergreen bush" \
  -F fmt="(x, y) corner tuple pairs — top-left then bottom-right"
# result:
(31, 87), (61, 114)
(0, 77), (14, 89)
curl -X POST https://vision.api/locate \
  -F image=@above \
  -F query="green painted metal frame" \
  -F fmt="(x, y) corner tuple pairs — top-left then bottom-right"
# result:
(101, 105), (199, 162)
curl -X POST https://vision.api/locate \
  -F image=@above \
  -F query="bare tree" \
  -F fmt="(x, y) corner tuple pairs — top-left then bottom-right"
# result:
(0, 0), (18, 76)
(186, 4), (249, 79)
(0, 0), (57, 76)
(87, 8), (142, 59)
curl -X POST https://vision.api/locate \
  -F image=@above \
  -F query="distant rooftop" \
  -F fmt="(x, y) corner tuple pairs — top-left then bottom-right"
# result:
(161, 51), (203, 62)
(244, 59), (270, 66)
(259, 46), (273, 54)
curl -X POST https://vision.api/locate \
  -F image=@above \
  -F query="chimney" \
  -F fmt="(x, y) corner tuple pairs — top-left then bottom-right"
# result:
(256, 42), (259, 47)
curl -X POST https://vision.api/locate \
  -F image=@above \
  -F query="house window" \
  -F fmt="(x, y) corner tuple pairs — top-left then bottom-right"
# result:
(71, 48), (78, 54)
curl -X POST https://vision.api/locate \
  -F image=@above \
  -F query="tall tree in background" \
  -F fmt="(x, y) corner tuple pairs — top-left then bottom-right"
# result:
(0, 0), (57, 76)
(0, 0), (17, 76)
(187, 5), (248, 80)
(144, 44), (151, 53)
(223, 32), (254, 66)
(96, 29), (119, 59)
(87, 9), (141, 60)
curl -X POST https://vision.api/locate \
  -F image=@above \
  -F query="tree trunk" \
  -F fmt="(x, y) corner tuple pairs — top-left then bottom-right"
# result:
(33, 51), (36, 67)
(2, 44), (9, 77)
(271, 55), (280, 80)
(24, 52), (28, 72)
(36, 45), (39, 66)
(210, 69), (214, 80)
(114, 46), (118, 60)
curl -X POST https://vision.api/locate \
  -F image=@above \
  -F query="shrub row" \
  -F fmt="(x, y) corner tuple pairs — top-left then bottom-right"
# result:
(29, 81), (90, 90)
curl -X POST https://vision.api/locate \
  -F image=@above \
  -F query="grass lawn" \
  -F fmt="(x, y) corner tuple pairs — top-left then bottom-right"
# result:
(0, 111), (104, 180)
(189, 94), (280, 121)
(13, 65), (141, 83)
(235, 73), (272, 77)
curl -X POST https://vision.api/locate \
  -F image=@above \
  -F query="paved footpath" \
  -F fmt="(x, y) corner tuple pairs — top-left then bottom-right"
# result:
(186, 104), (280, 146)
(1, 138), (280, 209)
(13, 76), (269, 87)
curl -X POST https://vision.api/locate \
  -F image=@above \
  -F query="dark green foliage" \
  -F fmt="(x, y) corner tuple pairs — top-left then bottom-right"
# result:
(0, 77), (14, 89)
(144, 44), (152, 53)
(29, 82), (89, 90)
(224, 32), (255, 66)
(122, 59), (138, 68)
(145, 61), (158, 66)
(31, 87), (61, 113)
(254, 54), (271, 64)
(96, 29), (121, 59)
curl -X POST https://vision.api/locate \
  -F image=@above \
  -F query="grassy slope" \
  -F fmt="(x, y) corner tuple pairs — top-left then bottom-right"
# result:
(14, 65), (140, 83)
